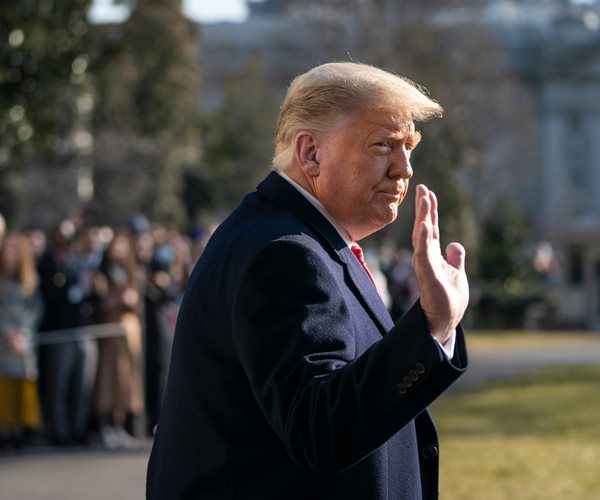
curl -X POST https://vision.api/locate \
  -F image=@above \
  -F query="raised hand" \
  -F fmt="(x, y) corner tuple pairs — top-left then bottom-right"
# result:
(411, 184), (469, 345)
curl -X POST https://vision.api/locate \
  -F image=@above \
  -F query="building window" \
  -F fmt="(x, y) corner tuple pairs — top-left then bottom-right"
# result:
(567, 244), (584, 285)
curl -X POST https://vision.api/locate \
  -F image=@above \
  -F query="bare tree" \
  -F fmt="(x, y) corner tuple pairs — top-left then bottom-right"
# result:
(255, 0), (536, 256)
(90, 0), (201, 227)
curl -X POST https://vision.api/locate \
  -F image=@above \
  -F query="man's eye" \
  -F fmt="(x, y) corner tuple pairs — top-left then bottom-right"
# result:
(374, 142), (392, 149)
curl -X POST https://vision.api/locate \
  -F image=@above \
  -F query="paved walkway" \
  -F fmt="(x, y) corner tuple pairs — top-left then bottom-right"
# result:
(0, 443), (151, 500)
(448, 337), (600, 393)
(3, 336), (600, 500)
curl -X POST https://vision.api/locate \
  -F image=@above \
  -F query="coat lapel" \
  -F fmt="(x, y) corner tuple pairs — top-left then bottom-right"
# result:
(338, 246), (394, 333)
(256, 171), (394, 335)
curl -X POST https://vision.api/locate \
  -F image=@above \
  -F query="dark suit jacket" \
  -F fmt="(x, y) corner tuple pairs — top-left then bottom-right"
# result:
(146, 171), (468, 500)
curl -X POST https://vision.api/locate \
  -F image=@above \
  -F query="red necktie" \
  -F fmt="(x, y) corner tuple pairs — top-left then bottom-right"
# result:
(350, 241), (379, 292)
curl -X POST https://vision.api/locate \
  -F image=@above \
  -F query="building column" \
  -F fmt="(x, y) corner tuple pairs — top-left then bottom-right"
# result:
(541, 111), (567, 231)
(588, 113), (600, 215)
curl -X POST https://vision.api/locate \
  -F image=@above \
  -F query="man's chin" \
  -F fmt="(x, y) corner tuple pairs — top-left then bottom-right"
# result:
(385, 205), (399, 223)
(374, 212), (398, 232)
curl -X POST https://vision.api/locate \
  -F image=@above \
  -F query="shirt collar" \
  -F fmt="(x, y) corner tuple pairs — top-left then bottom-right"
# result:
(277, 170), (352, 247)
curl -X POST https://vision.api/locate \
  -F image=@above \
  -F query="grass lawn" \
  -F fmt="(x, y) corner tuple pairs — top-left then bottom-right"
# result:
(466, 330), (600, 350)
(431, 365), (600, 500)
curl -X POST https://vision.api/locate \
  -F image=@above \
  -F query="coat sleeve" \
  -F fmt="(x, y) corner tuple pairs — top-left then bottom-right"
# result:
(232, 238), (467, 473)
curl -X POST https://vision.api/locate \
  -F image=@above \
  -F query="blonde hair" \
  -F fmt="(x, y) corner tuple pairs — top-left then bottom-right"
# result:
(272, 62), (443, 171)
(0, 233), (38, 295)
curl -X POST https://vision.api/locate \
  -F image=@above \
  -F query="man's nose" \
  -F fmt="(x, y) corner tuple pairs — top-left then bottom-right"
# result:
(389, 147), (413, 179)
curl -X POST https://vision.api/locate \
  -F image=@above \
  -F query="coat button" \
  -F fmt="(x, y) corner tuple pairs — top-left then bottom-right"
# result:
(396, 383), (407, 395)
(422, 445), (439, 459)
(415, 362), (426, 374)
(408, 370), (419, 381)
(401, 376), (412, 387)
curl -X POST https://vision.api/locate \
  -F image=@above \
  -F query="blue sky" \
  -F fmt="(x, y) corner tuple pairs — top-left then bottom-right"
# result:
(89, 0), (250, 24)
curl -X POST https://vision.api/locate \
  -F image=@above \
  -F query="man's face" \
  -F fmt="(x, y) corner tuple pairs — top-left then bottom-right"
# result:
(314, 109), (419, 241)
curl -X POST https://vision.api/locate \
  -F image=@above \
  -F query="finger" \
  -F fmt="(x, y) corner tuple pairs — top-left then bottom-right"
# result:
(414, 185), (429, 221)
(413, 222), (433, 269)
(429, 190), (439, 241)
(445, 242), (466, 271)
(412, 185), (424, 245)
(412, 187), (431, 248)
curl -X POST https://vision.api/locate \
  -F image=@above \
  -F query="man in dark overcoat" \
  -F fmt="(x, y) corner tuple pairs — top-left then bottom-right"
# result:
(147, 62), (469, 500)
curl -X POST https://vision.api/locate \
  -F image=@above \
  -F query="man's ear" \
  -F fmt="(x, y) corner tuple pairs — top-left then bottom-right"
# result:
(294, 132), (321, 177)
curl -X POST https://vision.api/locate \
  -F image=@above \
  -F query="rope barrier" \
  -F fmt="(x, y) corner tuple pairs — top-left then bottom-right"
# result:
(35, 322), (128, 346)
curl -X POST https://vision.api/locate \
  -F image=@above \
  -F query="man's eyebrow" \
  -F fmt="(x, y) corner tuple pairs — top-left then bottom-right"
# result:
(385, 130), (422, 145)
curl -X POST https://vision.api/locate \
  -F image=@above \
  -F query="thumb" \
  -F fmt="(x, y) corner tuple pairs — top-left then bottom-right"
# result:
(445, 242), (466, 271)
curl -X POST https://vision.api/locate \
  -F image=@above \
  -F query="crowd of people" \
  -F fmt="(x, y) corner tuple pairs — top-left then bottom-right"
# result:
(0, 209), (418, 453)
(0, 211), (209, 451)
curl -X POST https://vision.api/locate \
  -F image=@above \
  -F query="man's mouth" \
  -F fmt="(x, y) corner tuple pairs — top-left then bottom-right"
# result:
(380, 191), (402, 201)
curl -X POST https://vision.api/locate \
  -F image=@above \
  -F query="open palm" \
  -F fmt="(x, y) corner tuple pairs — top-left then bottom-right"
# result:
(411, 184), (469, 345)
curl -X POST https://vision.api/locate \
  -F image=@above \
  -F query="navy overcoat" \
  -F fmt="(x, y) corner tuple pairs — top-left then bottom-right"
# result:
(146, 171), (468, 499)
